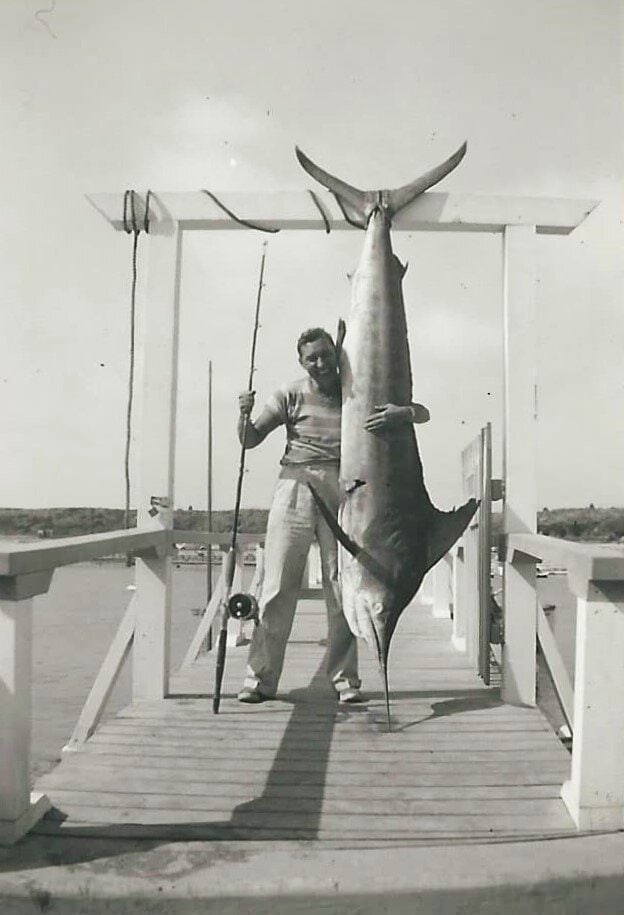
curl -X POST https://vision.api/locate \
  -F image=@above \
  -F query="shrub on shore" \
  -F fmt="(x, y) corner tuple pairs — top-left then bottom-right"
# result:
(1, 506), (623, 544)
(0, 507), (269, 538)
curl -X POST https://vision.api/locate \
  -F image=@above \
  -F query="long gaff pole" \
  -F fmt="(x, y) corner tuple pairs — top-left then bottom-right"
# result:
(213, 241), (268, 714)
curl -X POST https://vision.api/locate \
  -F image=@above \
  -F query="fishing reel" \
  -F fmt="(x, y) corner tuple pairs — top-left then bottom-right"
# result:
(227, 592), (259, 622)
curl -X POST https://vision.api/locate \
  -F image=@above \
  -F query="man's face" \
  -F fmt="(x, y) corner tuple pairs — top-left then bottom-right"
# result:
(298, 337), (337, 384)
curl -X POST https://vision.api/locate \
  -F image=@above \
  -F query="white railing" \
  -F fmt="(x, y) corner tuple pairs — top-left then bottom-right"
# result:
(429, 547), (477, 657)
(429, 460), (624, 834)
(0, 526), (274, 844)
(0, 526), (325, 845)
(504, 532), (624, 831)
(0, 527), (167, 843)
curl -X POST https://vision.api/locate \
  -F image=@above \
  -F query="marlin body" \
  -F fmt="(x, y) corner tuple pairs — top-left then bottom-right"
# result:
(296, 144), (478, 722)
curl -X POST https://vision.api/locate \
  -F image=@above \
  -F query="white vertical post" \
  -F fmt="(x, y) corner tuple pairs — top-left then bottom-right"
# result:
(561, 582), (624, 830)
(432, 554), (453, 618)
(132, 198), (182, 701)
(463, 519), (480, 667)
(0, 598), (31, 826)
(0, 596), (50, 843)
(501, 224), (537, 706)
(451, 545), (467, 653)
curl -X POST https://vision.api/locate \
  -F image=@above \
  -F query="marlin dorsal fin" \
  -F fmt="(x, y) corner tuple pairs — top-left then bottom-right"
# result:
(426, 498), (479, 572)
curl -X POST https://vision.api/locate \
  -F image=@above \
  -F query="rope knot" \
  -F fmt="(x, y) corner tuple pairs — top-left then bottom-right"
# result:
(123, 189), (151, 234)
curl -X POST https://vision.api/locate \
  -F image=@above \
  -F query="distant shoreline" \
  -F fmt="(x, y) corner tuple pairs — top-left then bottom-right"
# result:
(1, 505), (623, 545)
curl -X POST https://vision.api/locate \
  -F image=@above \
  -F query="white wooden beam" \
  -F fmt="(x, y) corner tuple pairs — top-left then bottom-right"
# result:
(132, 196), (182, 701)
(536, 602), (574, 731)
(0, 597), (50, 843)
(451, 545), (467, 653)
(502, 224), (537, 707)
(507, 532), (624, 586)
(88, 191), (598, 235)
(561, 583), (624, 830)
(432, 554), (453, 619)
(461, 434), (482, 668)
(0, 528), (166, 577)
(64, 596), (136, 750)
(180, 553), (227, 669)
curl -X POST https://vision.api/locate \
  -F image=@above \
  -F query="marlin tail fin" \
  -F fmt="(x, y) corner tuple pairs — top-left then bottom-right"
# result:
(426, 498), (479, 573)
(295, 142), (467, 228)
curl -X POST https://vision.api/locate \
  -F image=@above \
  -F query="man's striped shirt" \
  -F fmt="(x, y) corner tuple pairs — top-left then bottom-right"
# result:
(254, 377), (341, 465)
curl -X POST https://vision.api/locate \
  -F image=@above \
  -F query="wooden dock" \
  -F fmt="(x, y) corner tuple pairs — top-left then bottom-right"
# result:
(34, 599), (574, 845)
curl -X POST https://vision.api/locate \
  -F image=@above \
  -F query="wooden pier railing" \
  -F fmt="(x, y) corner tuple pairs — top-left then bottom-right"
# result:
(4, 511), (624, 842)
(0, 528), (167, 843)
(0, 526), (315, 844)
(431, 421), (624, 831)
(503, 533), (624, 831)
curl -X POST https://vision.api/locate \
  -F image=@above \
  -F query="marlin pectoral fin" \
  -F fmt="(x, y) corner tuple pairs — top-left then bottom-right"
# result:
(426, 497), (479, 572)
(307, 483), (361, 558)
(307, 484), (397, 589)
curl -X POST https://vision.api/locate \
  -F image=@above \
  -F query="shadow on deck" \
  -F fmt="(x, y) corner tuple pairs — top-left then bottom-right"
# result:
(32, 600), (574, 846)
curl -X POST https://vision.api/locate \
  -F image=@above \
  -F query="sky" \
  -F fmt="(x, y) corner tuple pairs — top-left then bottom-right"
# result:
(1, 0), (623, 511)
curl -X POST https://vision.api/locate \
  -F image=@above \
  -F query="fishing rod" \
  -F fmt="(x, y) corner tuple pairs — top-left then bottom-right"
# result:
(213, 240), (268, 714)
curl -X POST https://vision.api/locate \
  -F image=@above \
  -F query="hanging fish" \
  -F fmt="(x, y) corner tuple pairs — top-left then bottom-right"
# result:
(296, 142), (478, 729)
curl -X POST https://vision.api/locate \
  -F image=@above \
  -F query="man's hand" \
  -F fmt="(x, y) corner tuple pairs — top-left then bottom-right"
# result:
(364, 404), (412, 431)
(239, 390), (255, 417)
(364, 403), (431, 431)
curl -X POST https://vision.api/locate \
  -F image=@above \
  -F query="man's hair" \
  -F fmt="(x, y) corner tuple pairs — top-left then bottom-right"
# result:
(296, 327), (335, 357)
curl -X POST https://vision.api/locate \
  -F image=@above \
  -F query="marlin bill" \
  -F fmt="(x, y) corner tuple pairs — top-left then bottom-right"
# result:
(296, 142), (479, 727)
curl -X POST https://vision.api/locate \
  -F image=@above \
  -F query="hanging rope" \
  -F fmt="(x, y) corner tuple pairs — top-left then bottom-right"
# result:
(122, 190), (151, 536)
(307, 189), (332, 234)
(202, 188), (334, 234)
(200, 190), (280, 233)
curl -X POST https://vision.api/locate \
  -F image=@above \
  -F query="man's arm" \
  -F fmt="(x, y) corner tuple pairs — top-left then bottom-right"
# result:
(237, 391), (265, 448)
(364, 402), (430, 432)
(237, 390), (285, 448)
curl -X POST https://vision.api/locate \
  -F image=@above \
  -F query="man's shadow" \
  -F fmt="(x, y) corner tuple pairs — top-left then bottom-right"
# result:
(227, 658), (344, 838)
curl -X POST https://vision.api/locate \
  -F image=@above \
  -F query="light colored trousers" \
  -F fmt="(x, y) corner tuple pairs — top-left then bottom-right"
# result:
(244, 462), (360, 697)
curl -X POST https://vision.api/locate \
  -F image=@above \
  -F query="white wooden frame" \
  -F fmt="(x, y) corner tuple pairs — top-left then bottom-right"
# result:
(507, 534), (624, 830)
(0, 185), (597, 843)
(87, 188), (596, 710)
(88, 190), (596, 235)
(0, 528), (164, 843)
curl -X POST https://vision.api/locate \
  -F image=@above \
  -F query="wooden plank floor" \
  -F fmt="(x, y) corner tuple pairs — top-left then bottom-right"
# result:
(34, 599), (575, 845)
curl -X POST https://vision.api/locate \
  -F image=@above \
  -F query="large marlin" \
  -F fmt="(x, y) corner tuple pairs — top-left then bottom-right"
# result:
(296, 143), (478, 727)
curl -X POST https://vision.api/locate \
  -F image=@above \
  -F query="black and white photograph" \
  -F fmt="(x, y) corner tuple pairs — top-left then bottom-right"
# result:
(0, 1), (623, 911)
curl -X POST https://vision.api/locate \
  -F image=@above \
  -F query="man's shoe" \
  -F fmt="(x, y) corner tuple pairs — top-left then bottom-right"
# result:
(237, 688), (268, 704)
(338, 687), (363, 704)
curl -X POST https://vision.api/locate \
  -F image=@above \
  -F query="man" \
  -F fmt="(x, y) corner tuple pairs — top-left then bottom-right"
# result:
(237, 327), (429, 704)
